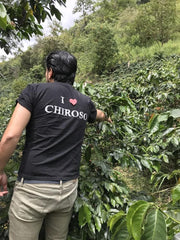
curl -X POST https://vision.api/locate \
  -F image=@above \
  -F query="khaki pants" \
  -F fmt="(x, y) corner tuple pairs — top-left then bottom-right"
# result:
(8, 179), (78, 240)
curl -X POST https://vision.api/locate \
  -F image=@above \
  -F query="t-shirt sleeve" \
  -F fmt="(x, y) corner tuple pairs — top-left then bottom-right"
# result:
(16, 84), (35, 112)
(87, 98), (97, 123)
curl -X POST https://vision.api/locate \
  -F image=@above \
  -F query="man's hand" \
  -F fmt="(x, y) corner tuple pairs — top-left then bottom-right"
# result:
(0, 172), (8, 197)
(105, 115), (113, 124)
(96, 109), (112, 123)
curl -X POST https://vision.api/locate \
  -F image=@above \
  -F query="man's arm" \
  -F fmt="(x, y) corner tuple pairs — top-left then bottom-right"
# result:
(96, 109), (112, 123)
(0, 103), (31, 196)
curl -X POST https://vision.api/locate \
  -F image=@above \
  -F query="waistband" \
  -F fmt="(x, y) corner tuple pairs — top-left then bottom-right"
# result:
(17, 177), (70, 184)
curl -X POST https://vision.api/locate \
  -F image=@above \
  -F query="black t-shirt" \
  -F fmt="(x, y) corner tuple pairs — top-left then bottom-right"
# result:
(17, 82), (97, 181)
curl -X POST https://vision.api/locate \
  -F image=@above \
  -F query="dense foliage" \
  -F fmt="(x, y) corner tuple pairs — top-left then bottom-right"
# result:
(0, 55), (179, 240)
(128, 0), (177, 46)
(66, 55), (180, 239)
(0, 0), (66, 54)
(0, 0), (180, 239)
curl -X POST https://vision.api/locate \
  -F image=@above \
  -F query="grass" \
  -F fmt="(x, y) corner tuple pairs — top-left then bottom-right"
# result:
(116, 166), (174, 207)
(116, 166), (151, 193)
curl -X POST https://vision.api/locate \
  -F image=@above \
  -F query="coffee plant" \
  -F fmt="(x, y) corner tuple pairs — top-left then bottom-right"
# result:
(0, 55), (179, 239)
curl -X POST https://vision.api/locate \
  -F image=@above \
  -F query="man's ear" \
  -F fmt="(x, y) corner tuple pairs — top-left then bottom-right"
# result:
(48, 68), (53, 79)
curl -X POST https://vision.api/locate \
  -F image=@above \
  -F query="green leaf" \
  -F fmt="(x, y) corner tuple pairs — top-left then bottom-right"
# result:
(0, 16), (7, 30)
(96, 204), (103, 217)
(171, 137), (179, 147)
(172, 184), (180, 204)
(105, 182), (114, 192)
(0, 3), (8, 30)
(126, 200), (152, 240)
(94, 216), (102, 232)
(88, 87), (96, 95)
(126, 97), (136, 110)
(142, 209), (166, 240)
(88, 222), (96, 235)
(161, 154), (169, 163)
(108, 211), (125, 231)
(158, 113), (169, 123)
(84, 145), (91, 161)
(111, 219), (130, 240)
(148, 112), (169, 135)
(78, 204), (92, 227)
(170, 109), (180, 119)
(124, 125), (133, 135)
(50, 5), (62, 20)
(114, 196), (123, 206)
(141, 159), (152, 171)
(162, 127), (175, 137)
(148, 114), (159, 135)
(111, 198), (116, 207)
(166, 209), (180, 222)
(0, 3), (7, 18)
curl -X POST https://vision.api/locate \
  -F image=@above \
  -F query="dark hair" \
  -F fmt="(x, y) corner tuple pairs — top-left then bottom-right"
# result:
(46, 50), (77, 85)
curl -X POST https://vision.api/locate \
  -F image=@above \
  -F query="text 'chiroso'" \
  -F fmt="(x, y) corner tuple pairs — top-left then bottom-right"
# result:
(44, 96), (87, 121)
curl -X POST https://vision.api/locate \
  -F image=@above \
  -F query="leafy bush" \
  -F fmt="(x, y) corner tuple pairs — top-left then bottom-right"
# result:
(0, 55), (179, 239)
(71, 21), (119, 75)
(68, 56), (180, 239)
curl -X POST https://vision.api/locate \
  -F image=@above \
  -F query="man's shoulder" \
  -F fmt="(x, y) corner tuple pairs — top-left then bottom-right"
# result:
(73, 88), (90, 100)
(27, 82), (51, 91)
(25, 82), (46, 88)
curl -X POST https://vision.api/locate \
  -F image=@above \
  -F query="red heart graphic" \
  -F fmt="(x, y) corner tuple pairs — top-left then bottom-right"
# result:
(69, 99), (77, 105)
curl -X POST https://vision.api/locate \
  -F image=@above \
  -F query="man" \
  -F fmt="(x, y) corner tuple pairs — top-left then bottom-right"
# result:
(0, 50), (111, 240)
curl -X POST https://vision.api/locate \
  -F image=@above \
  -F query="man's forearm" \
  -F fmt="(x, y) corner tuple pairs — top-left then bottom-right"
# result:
(0, 136), (20, 172)
(0, 104), (31, 173)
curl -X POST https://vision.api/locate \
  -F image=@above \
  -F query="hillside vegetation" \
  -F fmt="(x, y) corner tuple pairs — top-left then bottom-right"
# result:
(0, 0), (180, 239)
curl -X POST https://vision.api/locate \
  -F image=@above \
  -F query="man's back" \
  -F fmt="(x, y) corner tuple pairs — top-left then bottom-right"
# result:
(17, 81), (96, 181)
